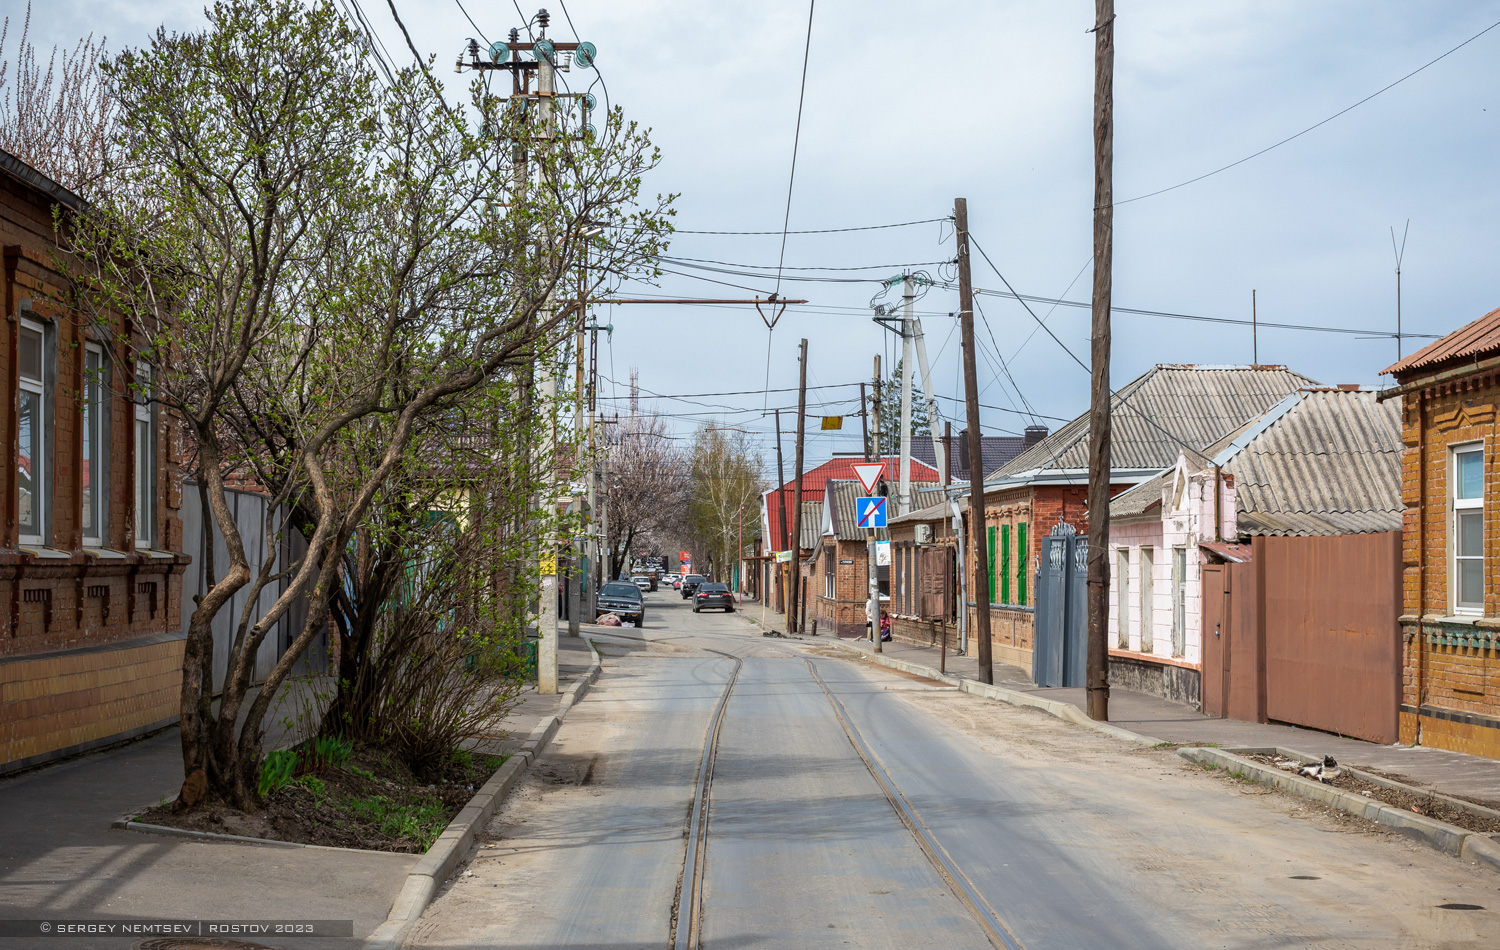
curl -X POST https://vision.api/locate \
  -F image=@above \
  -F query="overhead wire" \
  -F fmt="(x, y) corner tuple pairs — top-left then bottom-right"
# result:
(666, 217), (947, 236)
(773, 0), (818, 296)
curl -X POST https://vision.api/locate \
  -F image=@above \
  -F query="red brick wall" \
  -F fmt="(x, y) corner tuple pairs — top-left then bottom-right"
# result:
(1396, 370), (1500, 759)
(813, 538), (872, 637)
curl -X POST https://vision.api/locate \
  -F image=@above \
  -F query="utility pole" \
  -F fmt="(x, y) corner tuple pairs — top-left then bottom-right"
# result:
(869, 353), (883, 649)
(1252, 289), (1257, 364)
(860, 382), (870, 461)
(956, 198), (993, 685)
(1085, 0), (1115, 722)
(788, 339), (809, 634)
(534, 27), (559, 695)
(913, 318), (945, 481)
(1392, 220), (1409, 363)
(898, 277), (915, 516)
(774, 408), (789, 616)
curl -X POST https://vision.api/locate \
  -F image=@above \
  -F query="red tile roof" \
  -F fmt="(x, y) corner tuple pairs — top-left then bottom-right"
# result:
(763, 455), (939, 551)
(1383, 304), (1500, 378)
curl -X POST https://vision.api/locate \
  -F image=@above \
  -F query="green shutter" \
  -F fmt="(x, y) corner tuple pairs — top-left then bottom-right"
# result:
(1017, 523), (1028, 606)
(986, 526), (996, 605)
(999, 524), (1011, 605)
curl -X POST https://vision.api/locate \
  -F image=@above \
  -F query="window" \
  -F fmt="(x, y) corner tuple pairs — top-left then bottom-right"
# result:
(1140, 547), (1155, 653)
(824, 549), (834, 599)
(1016, 523), (1028, 606)
(1117, 548), (1130, 649)
(1453, 445), (1484, 613)
(81, 345), (106, 547)
(18, 320), (46, 545)
(134, 362), (155, 548)
(986, 525), (997, 604)
(999, 524), (1011, 604)
(1172, 547), (1187, 657)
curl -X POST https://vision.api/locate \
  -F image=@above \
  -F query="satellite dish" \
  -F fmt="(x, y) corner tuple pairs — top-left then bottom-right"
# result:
(533, 39), (555, 62)
(488, 41), (509, 64)
(573, 41), (596, 69)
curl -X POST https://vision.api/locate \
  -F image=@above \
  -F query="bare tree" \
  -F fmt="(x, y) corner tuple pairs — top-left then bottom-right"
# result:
(0, 3), (117, 193)
(602, 412), (685, 578)
(685, 426), (764, 582)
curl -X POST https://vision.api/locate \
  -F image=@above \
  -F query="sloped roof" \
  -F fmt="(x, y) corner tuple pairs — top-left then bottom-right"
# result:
(798, 500), (824, 549)
(1223, 389), (1402, 537)
(825, 480), (865, 541)
(1109, 469), (1171, 519)
(1383, 305), (1500, 378)
(911, 485), (947, 512)
(990, 365), (1318, 482)
(912, 436), (1031, 482)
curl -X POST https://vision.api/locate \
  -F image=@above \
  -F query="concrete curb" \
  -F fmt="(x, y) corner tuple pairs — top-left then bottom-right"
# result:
(112, 819), (387, 854)
(819, 638), (1164, 748)
(361, 639), (603, 950)
(1178, 746), (1500, 875)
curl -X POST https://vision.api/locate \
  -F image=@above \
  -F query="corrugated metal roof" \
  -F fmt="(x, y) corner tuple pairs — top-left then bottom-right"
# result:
(911, 485), (946, 512)
(1383, 304), (1500, 378)
(1109, 469), (1170, 518)
(825, 481), (864, 541)
(799, 500), (824, 549)
(990, 365), (1318, 481)
(912, 436), (1031, 481)
(764, 454), (939, 548)
(1223, 389), (1402, 537)
(889, 498), (954, 526)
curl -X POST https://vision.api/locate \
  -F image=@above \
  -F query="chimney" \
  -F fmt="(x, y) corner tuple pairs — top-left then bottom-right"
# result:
(1024, 425), (1049, 447)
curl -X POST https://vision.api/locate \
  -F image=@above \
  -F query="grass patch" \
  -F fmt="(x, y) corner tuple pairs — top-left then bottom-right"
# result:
(346, 792), (452, 849)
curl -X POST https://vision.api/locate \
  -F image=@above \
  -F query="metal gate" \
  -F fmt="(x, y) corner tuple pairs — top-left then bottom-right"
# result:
(1032, 522), (1087, 688)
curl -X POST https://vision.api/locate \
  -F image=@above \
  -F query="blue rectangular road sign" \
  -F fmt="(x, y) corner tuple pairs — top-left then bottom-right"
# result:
(856, 496), (887, 529)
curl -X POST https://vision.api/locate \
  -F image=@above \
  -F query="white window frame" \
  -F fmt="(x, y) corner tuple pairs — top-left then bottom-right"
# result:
(1140, 546), (1155, 654)
(18, 318), (47, 547)
(1172, 546), (1187, 658)
(1452, 443), (1484, 615)
(81, 343), (106, 548)
(134, 361), (155, 549)
(1116, 547), (1130, 649)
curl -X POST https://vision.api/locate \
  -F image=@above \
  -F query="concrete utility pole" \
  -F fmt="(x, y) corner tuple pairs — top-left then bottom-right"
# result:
(860, 382), (870, 461)
(788, 339), (808, 634)
(535, 29), (559, 695)
(1085, 0), (1115, 722)
(898, 276), (914, 516)
(913, 318), (945, 482)
(955, 197), (993, 685)
(869, 353), (882, 645)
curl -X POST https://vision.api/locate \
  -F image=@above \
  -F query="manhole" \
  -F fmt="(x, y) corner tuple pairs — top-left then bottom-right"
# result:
(1437, 903), (1485, 911)
(136, 938), (279, 950)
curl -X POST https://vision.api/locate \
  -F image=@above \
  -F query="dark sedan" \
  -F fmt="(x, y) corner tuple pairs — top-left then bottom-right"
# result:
(693, 583), (734, 613)
(679, 574), (707, 599)
(596, 582), (645, 627)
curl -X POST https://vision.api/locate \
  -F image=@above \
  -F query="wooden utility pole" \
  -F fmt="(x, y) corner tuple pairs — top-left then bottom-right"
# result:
(1086, 0), (1115, 722)
(788, 339), (809, 634)
(860, 382), (870, 461)
(774, 408), (789, 616)
(955, 197), (993, 685)
(870, 354), (883, 648)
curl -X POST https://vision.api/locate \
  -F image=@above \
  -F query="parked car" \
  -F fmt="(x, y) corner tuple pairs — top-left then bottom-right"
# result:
(596, 582), (645, 627)
(679, 574), (707, 599)
(693, 583), (734, 613)
(631, 575), (651, 592)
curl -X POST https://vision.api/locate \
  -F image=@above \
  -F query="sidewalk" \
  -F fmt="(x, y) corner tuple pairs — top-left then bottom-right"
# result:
(0, 635), (595, 949)
(737, 598), (1500, 808)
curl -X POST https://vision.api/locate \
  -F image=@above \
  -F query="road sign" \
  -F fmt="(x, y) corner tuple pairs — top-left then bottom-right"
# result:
(851, 462), (884, 494)
(856, 496), (887, 529)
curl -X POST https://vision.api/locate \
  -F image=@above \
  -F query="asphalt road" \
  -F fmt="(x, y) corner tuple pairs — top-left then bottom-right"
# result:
(409, 589), (1499, 950)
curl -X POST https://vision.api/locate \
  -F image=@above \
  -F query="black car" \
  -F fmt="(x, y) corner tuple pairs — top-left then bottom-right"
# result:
(679, 574), (707, 599)
(693, 583), (734, 613)
(596, 582), (645, 627)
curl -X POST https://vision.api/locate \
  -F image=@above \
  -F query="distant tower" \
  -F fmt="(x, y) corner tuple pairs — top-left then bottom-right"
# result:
(630, 368), (639, 414)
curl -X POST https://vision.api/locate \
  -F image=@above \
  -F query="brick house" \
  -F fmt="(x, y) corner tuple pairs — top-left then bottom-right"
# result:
(887, 486), (959, 648)
(968, 364), (1316, 673)
(1383, 305), (1500, 759)
(0, 150), (189, 773)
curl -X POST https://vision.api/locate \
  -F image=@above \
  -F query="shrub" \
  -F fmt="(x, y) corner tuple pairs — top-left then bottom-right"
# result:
(258, 749), (299, 798)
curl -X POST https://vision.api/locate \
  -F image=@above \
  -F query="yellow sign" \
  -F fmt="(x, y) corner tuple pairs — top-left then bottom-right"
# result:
(820, 416), (843, 430)
(540, 552), (558, 575)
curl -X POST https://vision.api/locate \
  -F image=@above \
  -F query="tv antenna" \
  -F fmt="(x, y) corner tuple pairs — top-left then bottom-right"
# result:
(1391, 220), (1409, 362)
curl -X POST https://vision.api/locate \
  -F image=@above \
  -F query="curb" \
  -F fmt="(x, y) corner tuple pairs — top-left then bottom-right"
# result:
(362, 639), (603, 950)
(819, 637), (1164, 748)
(1178, 746), (1500, 875)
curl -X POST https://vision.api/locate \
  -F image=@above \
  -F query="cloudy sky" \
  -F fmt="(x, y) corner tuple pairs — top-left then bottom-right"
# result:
(22, 0), (1500, 477)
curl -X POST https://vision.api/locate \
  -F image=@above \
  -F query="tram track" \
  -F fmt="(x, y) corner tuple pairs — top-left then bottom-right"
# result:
(665, 633), (1026, 950)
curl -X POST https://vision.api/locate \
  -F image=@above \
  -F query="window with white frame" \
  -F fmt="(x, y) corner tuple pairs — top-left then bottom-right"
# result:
(134, 362), (155, 548)
(1453, 444), (1484, 613)
(18, 320), (46, 545)
(1140, 546), (1155, 653)
(1172, 547), (1187, 657)
(1116, 548), (1130, 649)
(81, 344), (106, 547)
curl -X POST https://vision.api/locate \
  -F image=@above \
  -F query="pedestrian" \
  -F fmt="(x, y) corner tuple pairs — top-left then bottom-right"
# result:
(880, 612), (891, 642)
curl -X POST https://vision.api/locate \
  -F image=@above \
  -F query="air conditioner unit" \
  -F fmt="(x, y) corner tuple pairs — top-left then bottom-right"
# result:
(914, 524), (933, 544)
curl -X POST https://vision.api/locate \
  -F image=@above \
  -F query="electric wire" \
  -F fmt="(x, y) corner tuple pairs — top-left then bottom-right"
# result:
(665, 217), (947, 236)
(773, 0), (818, 296)
(1115, 17), (1500, 207)
(452, 0), (489, 44)
(663, 255), (952, 273)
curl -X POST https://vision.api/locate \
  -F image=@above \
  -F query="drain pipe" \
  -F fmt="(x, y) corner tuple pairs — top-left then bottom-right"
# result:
(952, 497), (968, 656)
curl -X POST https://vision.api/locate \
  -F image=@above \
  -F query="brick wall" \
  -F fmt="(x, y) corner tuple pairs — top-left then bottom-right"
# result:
(813, 538), (871, 637)
(1397, 369), (1500, 758)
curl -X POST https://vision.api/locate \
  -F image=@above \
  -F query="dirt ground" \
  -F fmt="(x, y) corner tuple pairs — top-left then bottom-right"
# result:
(136, 747), (503, 852)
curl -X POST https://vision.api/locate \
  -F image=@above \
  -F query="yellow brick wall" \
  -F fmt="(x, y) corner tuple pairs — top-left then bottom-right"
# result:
(0, 637), (183, 770)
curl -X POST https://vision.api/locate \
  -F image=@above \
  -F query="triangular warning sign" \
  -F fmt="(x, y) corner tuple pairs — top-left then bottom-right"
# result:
(851, 462), (884, 495)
